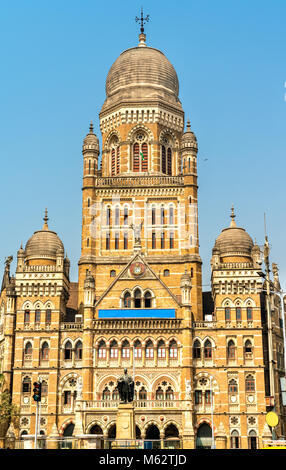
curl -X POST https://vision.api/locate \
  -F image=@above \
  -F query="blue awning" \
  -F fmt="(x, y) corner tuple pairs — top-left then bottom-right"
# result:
(98, 309), (176, 319)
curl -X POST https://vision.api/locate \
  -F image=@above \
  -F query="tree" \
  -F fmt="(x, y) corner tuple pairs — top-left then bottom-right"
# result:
(0, 374), (20, 439)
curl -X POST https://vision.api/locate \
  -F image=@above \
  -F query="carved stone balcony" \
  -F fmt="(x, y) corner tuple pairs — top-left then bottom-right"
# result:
(94, 175), (184, 188)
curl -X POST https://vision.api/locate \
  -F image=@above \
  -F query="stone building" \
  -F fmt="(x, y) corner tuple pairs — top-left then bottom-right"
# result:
(0, 27), (285, 449)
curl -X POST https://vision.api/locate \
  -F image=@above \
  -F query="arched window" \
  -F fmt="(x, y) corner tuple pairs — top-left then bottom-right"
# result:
(156, 387), (164, 400)
(244, 340), (253, 359)
(24, 342), (32, 361)
(248, 430), (258, 449)
(41, 380), (48, 397)
(231, 430), (240, 449)
(115, 206), (120, 226)
(225, 307), (231, 321)
(160, 206), (165, 225)
(102, 387), (110, 401)
(144, 291), (152, 308)
(122, 340), (130, 359)
(134, 289), (142, 308)
(245, 375), (255, 392)
(106, 232), (110, 250)
(169, 340), (178, 359)
(141, 142), (148, 171)
(124, 206), (128, 225)
(112, 388), (119, 400)
(157, 340), (166, 359)
(24, 310), (30, 324)
(133, 143), (140, 172)
(40, 342), (49, 361)
(123, 292), (131, 308)
(64, 341), (72, 360)
(228, 379), (238, 394)
(98, 340), (106, 359)
(152, 206), (156, 225)
(106, 207), (111, 226)
(124, 232), (128, 250)
(169, 206), (174, 225)
(145, 340), (154, 359)
(110, 340), (118, 359)
(134, 340), (142, 359)
(227, 340), (236, 360)
(139, 387), (147, 400)
(164, 269), (170, 277)
(193, 340), (201, 359)
(204, 340), (212, 359)
(165, 386), (174, 400)
(236, 307), (242, 321)
(22, 376), (31, 393)
(75, 341), (83, 361)
(35, 309), (41, 324)
(111, 144), (120, 176)
(161, 145), (166, 174)
(247, 307), (253, 320)
(167, 148), (172, 175)
(110, 269), (116, 277)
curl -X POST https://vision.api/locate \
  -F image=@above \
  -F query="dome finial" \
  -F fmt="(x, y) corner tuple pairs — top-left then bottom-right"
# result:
(89, 121), (94, 134)
(43, 208), (49, 230)
(135, 7), (150, 47)
(230, 205), (237, 227)
(186, 118), (191, 131)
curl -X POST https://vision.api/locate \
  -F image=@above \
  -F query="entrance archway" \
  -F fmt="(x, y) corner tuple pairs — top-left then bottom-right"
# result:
(90, 424), (103, 435)
(196, 423), (212, 449)
(145, 424), (161, 449)
(63, 423), (74, 437)
(164, 423), (180, 449)
(136, 425), (141, 439)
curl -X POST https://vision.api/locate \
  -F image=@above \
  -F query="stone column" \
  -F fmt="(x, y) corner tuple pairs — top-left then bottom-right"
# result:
(215, 422), (227, 449)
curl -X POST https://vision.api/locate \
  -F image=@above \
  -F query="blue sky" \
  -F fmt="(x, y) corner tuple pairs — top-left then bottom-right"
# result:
(0, 0), (285, 290)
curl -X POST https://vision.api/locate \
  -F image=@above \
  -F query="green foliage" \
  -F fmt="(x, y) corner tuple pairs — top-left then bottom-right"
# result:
(0, 374), (20, 436)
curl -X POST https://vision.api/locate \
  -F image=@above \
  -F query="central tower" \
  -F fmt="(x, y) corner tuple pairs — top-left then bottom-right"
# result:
(78, 29), (202, 321)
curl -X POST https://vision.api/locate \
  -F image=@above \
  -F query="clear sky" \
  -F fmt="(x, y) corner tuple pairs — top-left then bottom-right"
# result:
(0, 0), (285, 290)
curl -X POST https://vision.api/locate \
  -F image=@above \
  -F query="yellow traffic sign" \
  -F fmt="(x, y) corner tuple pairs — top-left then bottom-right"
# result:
(266, 411), (279, 427)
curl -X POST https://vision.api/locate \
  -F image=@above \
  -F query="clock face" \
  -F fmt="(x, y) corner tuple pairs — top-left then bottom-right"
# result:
(130, 262), (145, 277)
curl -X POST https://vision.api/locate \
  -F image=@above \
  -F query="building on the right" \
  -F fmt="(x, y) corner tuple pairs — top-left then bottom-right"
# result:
(196, 205), (286, 449)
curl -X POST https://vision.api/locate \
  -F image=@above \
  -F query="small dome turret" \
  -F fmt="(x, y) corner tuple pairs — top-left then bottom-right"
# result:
(212, 207), (254, 262)
(25, 210), (65, 265)
(181, 119), (198, 151)
(82, 122), (100, 153)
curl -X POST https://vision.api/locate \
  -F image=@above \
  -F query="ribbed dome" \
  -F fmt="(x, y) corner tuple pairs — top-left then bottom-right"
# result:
(213, 209), (253, 259)
(25, 211), (64, 262)
(101, 37), (182, 113)
(83, 122), (99, 150)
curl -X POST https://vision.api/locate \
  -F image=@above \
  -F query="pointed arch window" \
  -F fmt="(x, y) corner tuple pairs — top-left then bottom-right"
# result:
(227, 340), (236, 360)
(134, 340), (142, 358)
(156, 387), (164, 400)
(144, 291), (152, 308)
(245, 374), (255, 392)
(193, 340), (201, 359)
(123, 291), (131, 308)
(64, 341), (72, 360)
(169, 340), (178, 359)
(24, 342), (32, 362)
(139, 387), (147, 400)
(40, 342), (49, 361)
(162, 145), (166, 174)
(134, 289), (142, 308)
(102, 387), (110, 401)
(98, 340), (106, 359)
(22, 376), (31, 393)
(204, 340), (212, 359)
(122, 340), (130, 359)
(167, 148), (172, 175)
(157, 340), (166, 358)
(111, 142), (120, 176)
(110, 340), (118, 359)
(228, 379), (238, 394)
(166, 386), (174, 400)
(75, 341), (83, 361)
(146, 340), (154, 358)
(133, 138), (148, 172)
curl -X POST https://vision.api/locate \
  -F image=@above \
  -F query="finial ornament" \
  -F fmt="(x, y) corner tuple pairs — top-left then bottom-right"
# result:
(89, 121), (93, 134)
(135, 7), (150, 34)
(186, 119), (191, 131)
(230, 205), (236, 227)
(43, 208), (49, 229)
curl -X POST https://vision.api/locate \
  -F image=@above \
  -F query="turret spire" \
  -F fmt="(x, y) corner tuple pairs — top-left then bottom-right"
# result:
(230, 205), (237, 227)
(43, 208), (49, 230)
